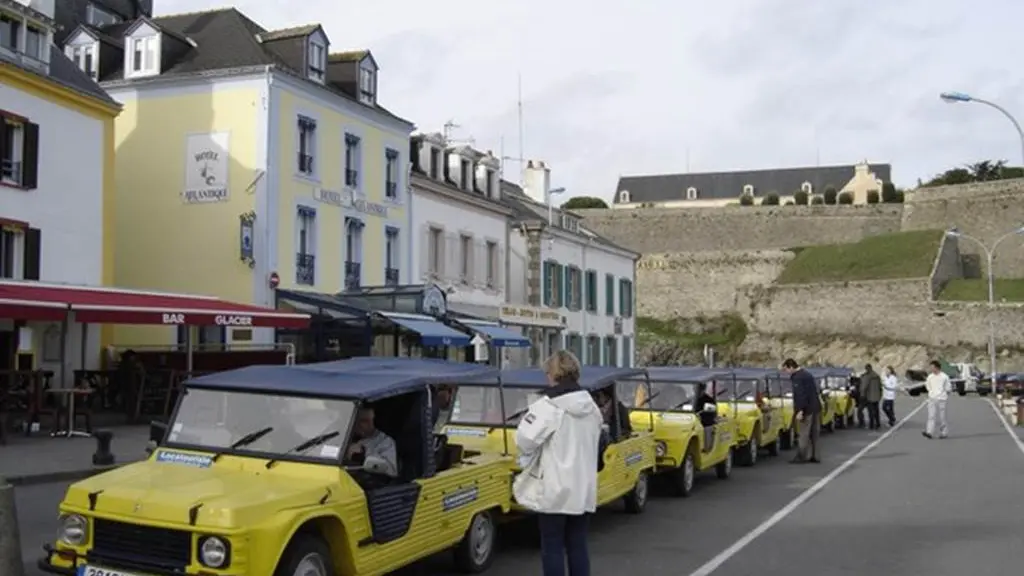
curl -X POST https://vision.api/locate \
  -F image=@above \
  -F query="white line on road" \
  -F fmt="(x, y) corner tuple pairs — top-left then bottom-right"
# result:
(686, 400), (926, 576)
(985, 398), (1024, 458)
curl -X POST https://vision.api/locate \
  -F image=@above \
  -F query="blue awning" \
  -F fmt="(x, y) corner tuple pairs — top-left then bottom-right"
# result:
(378, 312), (471, 347)
(462, 320), (530, 348)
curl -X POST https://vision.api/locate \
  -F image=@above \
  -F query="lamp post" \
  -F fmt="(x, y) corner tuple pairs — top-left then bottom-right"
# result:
(944, 226), (1024, 394)
(547, 186), (566, 227)
(939, 91), (1024, 167)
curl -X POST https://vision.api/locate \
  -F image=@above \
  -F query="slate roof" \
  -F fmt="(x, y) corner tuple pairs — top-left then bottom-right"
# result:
(65, 7), (411, 127)
(500, 180), (638, 257)
(615, 163), (893, 204)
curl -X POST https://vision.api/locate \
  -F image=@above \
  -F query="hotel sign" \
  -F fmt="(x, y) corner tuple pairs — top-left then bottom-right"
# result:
(499, 305), (563, 328)
(182, 132), (230, 203)
(353, 197), (388, 217)
(313, 187), (349, 207)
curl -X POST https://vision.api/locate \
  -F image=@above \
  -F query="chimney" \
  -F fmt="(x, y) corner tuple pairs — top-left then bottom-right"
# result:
(522, 160), (550, 205)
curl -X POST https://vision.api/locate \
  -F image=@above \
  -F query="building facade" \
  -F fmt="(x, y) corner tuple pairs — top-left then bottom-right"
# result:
(506, 162), (639, 367)
(614, 161), (893, 208)
(1, 0), (120, 376)
(59, 7), (414, 349)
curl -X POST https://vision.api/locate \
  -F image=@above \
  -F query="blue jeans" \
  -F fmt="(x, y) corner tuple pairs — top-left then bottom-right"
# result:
(538, 513), (590, 576)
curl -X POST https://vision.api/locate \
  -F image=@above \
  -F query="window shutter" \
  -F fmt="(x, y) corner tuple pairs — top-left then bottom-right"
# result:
(23, 227), (41, 280)
(618, 279), (624, 316)
(542, 262), (552, 306)
(562, 265), (570, 308)
(0, 121), (8, 162)
(21, 122), (40, 189)
(605, 275), (614, 315)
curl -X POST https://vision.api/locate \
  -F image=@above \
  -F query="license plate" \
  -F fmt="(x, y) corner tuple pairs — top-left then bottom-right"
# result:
(77, 566), (143, 576)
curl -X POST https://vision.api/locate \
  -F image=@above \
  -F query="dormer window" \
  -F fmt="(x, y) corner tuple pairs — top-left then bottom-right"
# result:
(429, 147), (440, 179)
(485, 169), (495, 197)
(308, 39), (326, 83)
(686, 187), (698, 199)
(69, 44), (96, 78)
(618, 190), (630, 203)
(126, 34), (158, 78)
(359, 65), (375, 105)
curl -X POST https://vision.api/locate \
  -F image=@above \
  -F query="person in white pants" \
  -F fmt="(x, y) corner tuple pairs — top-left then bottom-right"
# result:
(923, 360), (951, 439)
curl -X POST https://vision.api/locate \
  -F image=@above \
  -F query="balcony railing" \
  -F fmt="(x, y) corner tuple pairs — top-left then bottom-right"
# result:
(345, 169), (359, 187)
(344, 260), (361, 291)
(385, 181), (397, 198)
(385, 267), (399, 286)
(296, 253), (315, 285)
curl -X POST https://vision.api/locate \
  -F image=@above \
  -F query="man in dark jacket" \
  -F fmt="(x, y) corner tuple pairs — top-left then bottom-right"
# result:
(859, 364), (883, 430)
(782, 358), (821, 464)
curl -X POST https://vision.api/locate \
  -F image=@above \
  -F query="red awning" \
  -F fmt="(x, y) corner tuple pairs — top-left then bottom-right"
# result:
(0, 280), (310, 329)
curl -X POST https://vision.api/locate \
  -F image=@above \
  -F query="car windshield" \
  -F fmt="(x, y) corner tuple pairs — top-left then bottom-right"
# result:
(766, 377), (785, 396)
(449, 386), (538, 426)
(727, 379), (760, 401)
(166, 387), (356, 461)
(618, 380), (697, 411)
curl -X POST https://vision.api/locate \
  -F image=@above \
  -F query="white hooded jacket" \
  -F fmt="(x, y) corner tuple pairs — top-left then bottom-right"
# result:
(512, 386), (603, 515)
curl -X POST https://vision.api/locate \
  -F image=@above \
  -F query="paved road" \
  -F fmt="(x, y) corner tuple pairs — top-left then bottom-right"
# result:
(16, 397), (1022, 576)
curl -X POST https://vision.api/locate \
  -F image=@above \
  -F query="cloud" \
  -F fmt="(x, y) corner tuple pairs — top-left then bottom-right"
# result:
(158, 0), (1024, 196)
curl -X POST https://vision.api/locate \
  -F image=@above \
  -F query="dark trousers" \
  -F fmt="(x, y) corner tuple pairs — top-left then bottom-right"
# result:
(882, 399), (896, 425)
(538, 513), (590, 576)
(856, 400), (866, 427)
(866, 402), (881, 429)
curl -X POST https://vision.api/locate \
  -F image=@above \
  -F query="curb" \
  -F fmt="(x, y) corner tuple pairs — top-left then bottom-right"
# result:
(5, 462), (140, 487)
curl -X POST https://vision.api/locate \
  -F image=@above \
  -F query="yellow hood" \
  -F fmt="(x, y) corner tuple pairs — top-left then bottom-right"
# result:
(63, 455), (340, 529)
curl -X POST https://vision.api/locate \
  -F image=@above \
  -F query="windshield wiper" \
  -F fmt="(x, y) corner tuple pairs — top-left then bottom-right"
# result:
(636, 391), (661, 408)
(211, 426), (274, 462)
(265, 431), (341, 469)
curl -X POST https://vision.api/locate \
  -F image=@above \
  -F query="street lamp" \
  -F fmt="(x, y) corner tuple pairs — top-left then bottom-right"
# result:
(547, 186), (566, 227)
(939, 91), (1024, 167)
(944, 225), (1024, 394)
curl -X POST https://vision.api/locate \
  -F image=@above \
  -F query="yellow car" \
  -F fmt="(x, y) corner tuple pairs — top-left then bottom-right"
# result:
(807, 367), (841, 432)
(716, 368), (785, 466)
(618, 366), (738, 497)
(821, 367), (856, 429)
(39, 358), (514, 576)
(444, 366), (657, 514)
(765, 371), (796, 451)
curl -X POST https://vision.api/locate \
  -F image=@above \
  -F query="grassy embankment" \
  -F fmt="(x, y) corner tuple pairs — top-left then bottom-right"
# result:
(776, 229), (944, 284)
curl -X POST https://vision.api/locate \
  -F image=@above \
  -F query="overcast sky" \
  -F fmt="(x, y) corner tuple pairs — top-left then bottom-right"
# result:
(159, 0), (1024, 200)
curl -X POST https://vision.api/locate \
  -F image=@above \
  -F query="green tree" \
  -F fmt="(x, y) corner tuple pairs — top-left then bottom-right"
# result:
(881, 182), (898, 203)
(810, 195), (824, 205)
(562, 196), (608, 209)
(866, 190), (880, 203)
(761, 193), (780, 205)
(739, 194), (754, 206)
(793, 190), (809, 205)
(823, 186), (838, 205)
(838, 192), (853, 204)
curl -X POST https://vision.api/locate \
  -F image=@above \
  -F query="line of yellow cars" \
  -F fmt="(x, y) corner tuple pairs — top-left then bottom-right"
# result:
(38, 359), (855, 576)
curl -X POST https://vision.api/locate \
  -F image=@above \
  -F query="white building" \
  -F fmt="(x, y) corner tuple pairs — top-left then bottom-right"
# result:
(505, 161), (639, 367)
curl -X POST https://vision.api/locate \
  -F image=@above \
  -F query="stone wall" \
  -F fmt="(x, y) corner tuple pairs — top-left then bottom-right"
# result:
(637, 250), (792, 318)
(901, 178), (1024, 277)
(578, 204), (904, 254)
(929, 234), (962, 299)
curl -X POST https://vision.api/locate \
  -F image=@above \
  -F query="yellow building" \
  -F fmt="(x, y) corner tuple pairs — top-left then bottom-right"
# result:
(61, 7), (415, 350)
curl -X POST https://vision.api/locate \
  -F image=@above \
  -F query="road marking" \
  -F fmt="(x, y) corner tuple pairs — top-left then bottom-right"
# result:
(985, 398), (1024, 458)
(687, 400), (926, 576)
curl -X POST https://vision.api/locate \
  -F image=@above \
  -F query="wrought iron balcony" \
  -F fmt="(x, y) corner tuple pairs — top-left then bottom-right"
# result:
(385, 267), (399, 286)
(296, 253), (315, 285)
(344, 260), (362, 291)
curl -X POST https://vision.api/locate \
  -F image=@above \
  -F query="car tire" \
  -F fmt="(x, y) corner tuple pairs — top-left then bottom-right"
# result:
(275, 533), (335, 576)
(624, 470), (649, 513)
(835, 413), (846, 429)
(779, 428), (793, 450)
(765, 437), (779, 456)
(715, 448), (733, 479)
(454, 510), (497, 573)
(671, 451), (697, 497)
(958, 391), (967, 396)
(737, 434), (758, 467)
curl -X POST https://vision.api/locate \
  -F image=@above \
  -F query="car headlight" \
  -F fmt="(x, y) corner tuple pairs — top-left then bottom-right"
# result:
(655, 441), (667, 457)
(199, 536), (230, 568)
(58, 514), (88, 546)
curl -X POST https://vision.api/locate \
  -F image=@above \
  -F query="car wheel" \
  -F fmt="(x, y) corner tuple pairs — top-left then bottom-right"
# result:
(275, 534), (335, 576)
(835, 414), (846, 429)
(766, 436), (779, 456)
(715, 448), (733, 479)
(454, 510), (496, 573)
(779, 428), (793, 450)
(624, 470), (649, 513)
(737, 435), (758, 467)
(672, 451), (696, 497)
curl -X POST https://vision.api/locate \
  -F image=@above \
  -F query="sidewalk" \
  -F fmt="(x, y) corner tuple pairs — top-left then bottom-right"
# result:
(0, 425), (150, 486)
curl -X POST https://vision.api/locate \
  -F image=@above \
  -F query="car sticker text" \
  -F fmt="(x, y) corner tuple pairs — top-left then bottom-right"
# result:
(624, 451), (643, 466)
(442, 486), (479, 512)
(154, 450), (213, 468)
(444, 427), (489, 437)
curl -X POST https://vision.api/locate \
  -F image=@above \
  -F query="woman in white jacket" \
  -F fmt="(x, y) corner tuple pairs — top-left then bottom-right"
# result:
(513, 350), (603, 576)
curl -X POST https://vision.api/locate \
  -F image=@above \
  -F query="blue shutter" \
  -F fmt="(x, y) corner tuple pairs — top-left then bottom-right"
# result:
(618, 279), (624, 316)
(543, 262), (552, 306)
(605, 274), (614, 315)
(562, 265), (570, 308)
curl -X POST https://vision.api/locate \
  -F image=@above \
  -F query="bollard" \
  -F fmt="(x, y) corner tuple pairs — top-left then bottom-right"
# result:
(0, 474), (25, 576)
(92, 429), (115, 467)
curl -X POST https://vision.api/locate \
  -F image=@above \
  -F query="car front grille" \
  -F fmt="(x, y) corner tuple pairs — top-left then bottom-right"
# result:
(92, 518), (192, 570)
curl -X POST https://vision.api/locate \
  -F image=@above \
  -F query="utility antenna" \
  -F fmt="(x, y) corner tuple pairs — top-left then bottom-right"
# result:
(442, 120), (475, 146)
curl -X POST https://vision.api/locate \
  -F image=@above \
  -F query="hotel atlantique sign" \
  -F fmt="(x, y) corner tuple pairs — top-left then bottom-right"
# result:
(498, 305), (563, 328)
(313, 187), (388, 217)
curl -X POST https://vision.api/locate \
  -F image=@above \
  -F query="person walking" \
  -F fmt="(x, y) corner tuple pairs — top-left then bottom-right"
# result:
(860, 364), (883, 430)
(881, 366), (899, 426)
(782, 358), (821, 464)
(923, 360), (951, 439)
(514, 350), (603, 575)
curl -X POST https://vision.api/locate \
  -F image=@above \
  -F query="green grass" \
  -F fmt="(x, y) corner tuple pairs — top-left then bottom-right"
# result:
(636, 314), (749, 349)
(776, 229), (944, 284)
(938, 278), (1024, 302)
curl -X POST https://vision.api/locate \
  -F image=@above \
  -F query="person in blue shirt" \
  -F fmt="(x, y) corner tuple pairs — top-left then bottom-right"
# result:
(782, 358), (821, 464)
